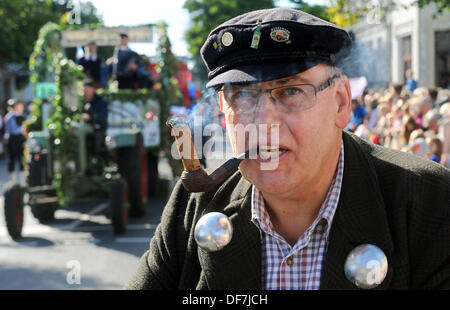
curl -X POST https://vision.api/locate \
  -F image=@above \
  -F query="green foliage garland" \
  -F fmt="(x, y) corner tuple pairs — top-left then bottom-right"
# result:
(47, 56), (85, 205)
(27, 22), (62, 132)
(155, 23), (184, 177)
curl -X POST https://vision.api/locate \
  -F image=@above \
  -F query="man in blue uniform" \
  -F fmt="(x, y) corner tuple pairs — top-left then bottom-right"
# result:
(112, 33), (151, 89)
(82, 79), (108, 170)
(82, 79), (108, 131)
(77, 41), (108, 89)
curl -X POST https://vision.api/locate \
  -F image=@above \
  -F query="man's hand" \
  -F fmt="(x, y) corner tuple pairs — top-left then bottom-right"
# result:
(106, 57), (117, 66)
(82, 113), (91, 122)
(129, 62), (138, 71)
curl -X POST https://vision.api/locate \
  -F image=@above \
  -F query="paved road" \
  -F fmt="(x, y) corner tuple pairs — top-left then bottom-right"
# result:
(0, 133), (232, 289)
(0, 155), (171, 289)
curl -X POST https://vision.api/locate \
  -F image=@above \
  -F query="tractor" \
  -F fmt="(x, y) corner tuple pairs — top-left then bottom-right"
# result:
(3, 22), (176, 239)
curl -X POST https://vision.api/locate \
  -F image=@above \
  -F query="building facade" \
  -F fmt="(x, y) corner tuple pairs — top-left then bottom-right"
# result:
(348, 0), (450, 90)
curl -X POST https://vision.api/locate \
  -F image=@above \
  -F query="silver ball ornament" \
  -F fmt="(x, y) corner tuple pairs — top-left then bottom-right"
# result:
(344, 244), (388, 289)
(194, 212), (233, 252)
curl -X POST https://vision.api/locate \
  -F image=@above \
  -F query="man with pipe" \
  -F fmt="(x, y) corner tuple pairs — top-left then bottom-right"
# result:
(125, 8), (449, 289)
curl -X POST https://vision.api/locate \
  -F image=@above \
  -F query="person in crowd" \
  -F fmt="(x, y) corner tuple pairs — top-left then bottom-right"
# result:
(4, 99), (26, 184)
(109, 33), (151, 90)
(77, 41), (108, 89)
(408, 137), (429, 158)
(423, 109), (442, 136)
(347, 99), (367, 132)
(439, 103), (450, 167)
(390, 83), (403, 106)
(383, 104), (404, 150)
(405, 69), (418, 93)
(372, 102), (390, 145)
(427, 138), (443, 163)
(428, 88), (438, 107)
(354, 115), (371, 142)
(367, 98), (380, 131)
(82, 79), (108, 167)
(400, 116), (419, 147)
(82, 79), (108, 130)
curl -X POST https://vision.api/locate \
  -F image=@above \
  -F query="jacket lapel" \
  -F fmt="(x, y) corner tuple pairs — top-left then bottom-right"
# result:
(320, 132), (395, 290)
(196, 176), (262, 289)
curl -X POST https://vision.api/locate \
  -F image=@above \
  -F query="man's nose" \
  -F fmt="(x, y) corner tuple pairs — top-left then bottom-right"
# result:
(253, 91), (279, 124)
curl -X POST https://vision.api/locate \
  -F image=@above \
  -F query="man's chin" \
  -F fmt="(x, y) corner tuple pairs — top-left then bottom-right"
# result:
(241, 167), (292, 193)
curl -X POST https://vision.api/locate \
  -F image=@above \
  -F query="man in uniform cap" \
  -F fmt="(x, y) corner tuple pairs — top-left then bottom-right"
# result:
(77, 41), (108, 89)
(110, 32), (149, 89)
(4, 98), (27, 184)
(82, 78), (108, 171)
(125, 8), (449, 290)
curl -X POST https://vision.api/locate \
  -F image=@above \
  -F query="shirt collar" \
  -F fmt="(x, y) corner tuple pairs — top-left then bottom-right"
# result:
(251, 140), (344, 239)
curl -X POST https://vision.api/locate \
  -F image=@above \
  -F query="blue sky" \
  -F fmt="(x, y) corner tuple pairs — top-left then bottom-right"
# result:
(87, 0), (329, 57)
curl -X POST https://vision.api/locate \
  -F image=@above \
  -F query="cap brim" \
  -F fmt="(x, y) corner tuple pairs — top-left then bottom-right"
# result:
(206, 59), (323, 88)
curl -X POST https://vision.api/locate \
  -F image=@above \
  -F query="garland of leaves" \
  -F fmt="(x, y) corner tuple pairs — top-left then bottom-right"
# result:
(47, 57), (85, 205)
(28, 22), (86, 205)
(155, 22), (184, 177)
(27, 22), (63, 132)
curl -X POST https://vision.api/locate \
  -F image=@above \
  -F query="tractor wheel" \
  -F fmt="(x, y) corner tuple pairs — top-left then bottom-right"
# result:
(117, 139), (148, 217)
(4, 182), (24, 240)
(110, 178), (128, 235)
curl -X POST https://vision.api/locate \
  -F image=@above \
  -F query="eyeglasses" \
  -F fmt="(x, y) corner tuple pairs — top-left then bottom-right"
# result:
(221, 74), (341, 114)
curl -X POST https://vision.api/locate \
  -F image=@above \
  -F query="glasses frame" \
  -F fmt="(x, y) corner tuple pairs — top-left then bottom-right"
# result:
(221, 73), (342, 113)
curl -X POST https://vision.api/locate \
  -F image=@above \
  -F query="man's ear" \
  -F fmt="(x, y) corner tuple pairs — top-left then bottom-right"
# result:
(334, 75), (352, 129)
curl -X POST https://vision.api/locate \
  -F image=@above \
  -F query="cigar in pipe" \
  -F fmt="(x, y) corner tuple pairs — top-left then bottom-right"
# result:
(167, 119), (250, 192)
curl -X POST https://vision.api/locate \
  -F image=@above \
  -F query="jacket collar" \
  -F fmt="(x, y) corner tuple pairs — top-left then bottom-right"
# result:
(196, 132), (395, 290)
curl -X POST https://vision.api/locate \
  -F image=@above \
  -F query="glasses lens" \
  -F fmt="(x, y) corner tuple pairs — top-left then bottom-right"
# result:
(272, 84), (316, 112)
(224, 88), (259, 113)
(223, 83), (317, 114)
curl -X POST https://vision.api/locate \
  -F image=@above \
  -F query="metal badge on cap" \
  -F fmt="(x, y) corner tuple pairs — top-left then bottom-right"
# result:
(221, 32), (234, 47)
(344, 244), (388, 289)
(250, 21), (262, 49)
(270, 27), (290, 43)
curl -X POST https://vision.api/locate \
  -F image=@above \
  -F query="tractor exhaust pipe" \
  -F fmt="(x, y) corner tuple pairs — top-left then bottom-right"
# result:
(166, 119), (249, 193)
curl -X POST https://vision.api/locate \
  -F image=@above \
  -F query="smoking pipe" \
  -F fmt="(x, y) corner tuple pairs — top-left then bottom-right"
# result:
(166, 119), (249, 192)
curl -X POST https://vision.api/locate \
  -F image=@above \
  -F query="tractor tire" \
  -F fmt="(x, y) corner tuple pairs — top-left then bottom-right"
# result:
(117, 139), (148, 217)
(110, 178), (128, 235)
(4, 182), (24, 240)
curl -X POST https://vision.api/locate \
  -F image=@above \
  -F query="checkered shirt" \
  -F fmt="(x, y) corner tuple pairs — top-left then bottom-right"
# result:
(251, 142), (344, 290)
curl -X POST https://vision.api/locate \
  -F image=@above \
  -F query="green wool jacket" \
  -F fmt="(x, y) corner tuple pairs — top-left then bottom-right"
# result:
(125, 131), (450, 290)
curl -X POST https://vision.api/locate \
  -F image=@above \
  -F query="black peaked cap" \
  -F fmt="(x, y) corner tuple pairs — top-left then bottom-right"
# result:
(200, 8), (352, 88)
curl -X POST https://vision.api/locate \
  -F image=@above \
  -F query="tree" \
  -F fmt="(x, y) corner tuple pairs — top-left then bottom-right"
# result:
(0, 0), (102, 65)
(183, 0), (275, 84)
(288, 0), (330, 21)
(325, 0), (449, 28)
(416, 0), (450, 14)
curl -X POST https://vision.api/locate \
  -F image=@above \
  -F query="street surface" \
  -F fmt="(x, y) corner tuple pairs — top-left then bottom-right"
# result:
(0, 132), (231, 289)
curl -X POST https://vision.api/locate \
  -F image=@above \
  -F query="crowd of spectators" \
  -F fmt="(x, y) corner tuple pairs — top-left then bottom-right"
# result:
(348, 82), (450, 168)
